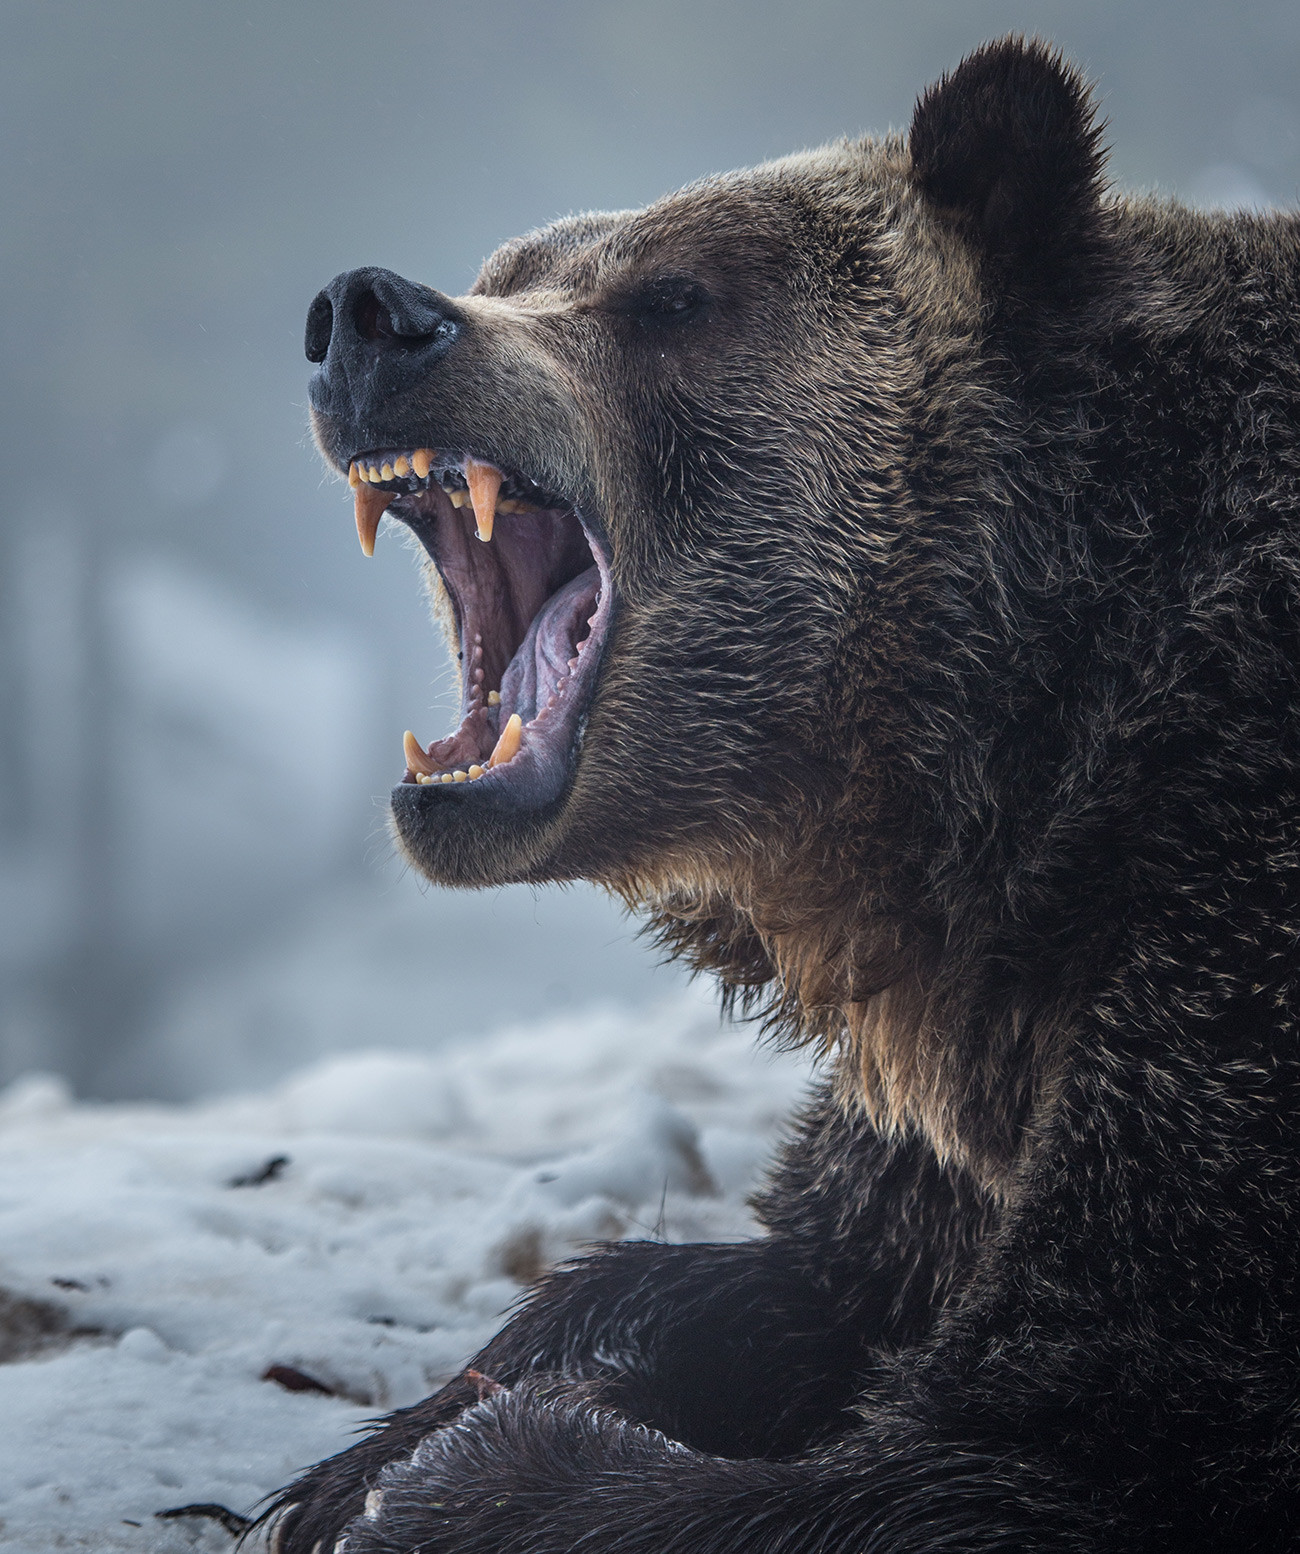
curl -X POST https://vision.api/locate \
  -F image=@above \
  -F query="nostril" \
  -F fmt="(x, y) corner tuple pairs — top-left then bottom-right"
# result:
(355, 289), (397, 343)
(305, 291), (333, 363)
(355, 278), (456, 348)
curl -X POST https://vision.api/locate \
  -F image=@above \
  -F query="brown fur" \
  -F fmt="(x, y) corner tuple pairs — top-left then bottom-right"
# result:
(275, 39), (1300, 1548)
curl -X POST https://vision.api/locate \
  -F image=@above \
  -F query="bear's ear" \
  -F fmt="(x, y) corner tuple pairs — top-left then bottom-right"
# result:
(909, 37), (1106, 277)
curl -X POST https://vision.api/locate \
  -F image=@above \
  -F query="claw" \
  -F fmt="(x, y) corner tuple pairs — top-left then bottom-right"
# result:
(466, 1367), (506, 1400)
(264, 1504), (298, 1554)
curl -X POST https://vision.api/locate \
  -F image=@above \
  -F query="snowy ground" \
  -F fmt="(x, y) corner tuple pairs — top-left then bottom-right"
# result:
(0, 992), (812, 1552)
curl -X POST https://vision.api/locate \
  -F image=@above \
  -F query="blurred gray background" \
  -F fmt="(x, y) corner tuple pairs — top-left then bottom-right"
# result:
(3, 0), (1297, 1100)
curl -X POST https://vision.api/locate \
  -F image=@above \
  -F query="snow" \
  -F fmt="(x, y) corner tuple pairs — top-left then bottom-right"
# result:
(0, 992), (812, 1552)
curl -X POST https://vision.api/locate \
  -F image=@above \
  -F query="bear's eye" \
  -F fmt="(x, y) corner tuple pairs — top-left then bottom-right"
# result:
(628, 278), (711, 328)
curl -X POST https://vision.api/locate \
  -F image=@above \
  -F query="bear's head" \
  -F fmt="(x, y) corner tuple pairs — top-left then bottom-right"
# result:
(305, 38), (1119, 1175)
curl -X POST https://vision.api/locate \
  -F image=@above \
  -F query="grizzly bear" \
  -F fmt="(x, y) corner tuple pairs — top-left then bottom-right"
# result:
(270, 36), (1300, 1552)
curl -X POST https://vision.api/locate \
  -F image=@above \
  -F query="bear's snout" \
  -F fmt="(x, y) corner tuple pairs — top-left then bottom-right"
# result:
(306, 266), (460, 424)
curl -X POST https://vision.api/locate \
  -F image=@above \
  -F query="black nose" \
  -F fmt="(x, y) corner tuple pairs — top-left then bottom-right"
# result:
(305, 267), (457, 362)
(306, 267), (460, 424)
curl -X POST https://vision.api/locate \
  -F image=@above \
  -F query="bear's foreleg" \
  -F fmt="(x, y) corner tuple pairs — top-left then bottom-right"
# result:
(262, 1236), (862, 1552)
(323, 1380), (1113, 1554)
(263, 1092), (995, 1553)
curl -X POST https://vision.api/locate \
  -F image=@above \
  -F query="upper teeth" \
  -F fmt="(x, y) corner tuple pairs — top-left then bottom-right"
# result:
(465, 458), (502, 543)
(348, 451), (535, 557)
(351, 448), (437, 486)
(353, 483), (391, 557)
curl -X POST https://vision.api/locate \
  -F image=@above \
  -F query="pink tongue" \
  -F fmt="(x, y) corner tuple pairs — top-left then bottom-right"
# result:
(499, 566), (600, 724)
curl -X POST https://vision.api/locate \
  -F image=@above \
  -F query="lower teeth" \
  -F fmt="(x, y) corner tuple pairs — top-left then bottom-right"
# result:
(407, 709), (526, 784)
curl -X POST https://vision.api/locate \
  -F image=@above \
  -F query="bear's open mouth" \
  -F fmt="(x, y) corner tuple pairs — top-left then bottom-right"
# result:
(348, 448), (612, 809)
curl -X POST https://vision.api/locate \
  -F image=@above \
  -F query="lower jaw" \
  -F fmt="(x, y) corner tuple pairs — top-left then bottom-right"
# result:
(388, 770), (569, 886)
(390, 695), (592, 870)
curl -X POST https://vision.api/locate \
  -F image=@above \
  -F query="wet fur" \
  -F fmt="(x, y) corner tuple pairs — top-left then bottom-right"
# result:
(267, 38), (1300, 1551)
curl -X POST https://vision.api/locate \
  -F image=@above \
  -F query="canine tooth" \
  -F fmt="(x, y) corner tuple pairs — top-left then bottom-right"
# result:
(468, 764), (484, 778)
(453, 769), (468, 782)
(412, 448), (434, 479)
(348, 463), (362, 488)
(466, 459), (503, 542)
(487, 690), (501, 706)
(394, 455), (411, 477)
(354, 485), (393, 556)
(403, 730), (436, 776)
(488, 712), (522, 767)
